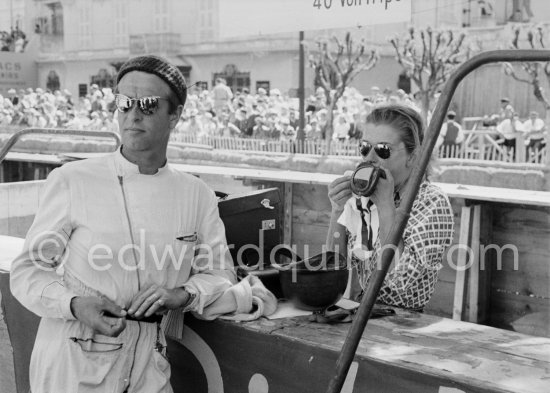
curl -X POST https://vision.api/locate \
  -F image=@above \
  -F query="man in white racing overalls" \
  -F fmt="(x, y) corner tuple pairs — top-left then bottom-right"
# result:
(11, 55), (238, 392)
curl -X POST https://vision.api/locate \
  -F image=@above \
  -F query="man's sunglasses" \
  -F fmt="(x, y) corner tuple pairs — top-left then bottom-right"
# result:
(359, 140), (405, 160)
(114, 94), (169, 115)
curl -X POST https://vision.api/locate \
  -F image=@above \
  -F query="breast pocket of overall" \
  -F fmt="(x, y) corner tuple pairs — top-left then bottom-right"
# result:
(171, 230), (198, 275)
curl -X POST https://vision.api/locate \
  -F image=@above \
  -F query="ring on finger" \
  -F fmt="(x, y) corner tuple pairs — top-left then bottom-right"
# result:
(148, 293), (160, 303)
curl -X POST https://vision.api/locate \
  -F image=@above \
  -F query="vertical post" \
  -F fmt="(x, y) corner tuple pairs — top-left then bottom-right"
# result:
(297, 31), (306, 145)
(467, 205), (481, 323)
(10, 0), (13, 30)
(283, 182), (293, 246)
(477, 204), (493, 324)
(453, 204), (472, 320)
(515, 133), (525, 163)
(479, 133), (486, 160)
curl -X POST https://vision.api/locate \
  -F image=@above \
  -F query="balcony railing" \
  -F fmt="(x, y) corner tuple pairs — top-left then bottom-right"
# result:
(38, 33), (64, 53)
(129, 33), (181, 55)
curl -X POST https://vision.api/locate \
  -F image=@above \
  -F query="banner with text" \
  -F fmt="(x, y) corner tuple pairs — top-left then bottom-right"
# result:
(0, 52), (37, 95)
(219, 0), (411, 38)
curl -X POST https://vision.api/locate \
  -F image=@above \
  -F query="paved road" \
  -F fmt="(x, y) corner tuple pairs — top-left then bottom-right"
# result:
(0, 291), (16, 393)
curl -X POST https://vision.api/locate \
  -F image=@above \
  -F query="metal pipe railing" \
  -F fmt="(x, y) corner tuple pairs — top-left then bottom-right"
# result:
(0, 128), (121, 164)
(326, 49), (550, 393)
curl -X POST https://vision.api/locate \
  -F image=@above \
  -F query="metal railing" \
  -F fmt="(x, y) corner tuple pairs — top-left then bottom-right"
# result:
(0, 128), (121, 164)
(326, 49), (550, 393)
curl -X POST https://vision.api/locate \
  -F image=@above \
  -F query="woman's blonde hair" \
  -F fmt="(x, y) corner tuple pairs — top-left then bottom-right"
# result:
(366, 104), (431, 178)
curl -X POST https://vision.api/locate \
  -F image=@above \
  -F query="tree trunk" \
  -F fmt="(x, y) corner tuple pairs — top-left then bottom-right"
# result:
(421, 92), (431, 126)
(325, 99), (336, 141)
(324, 89), (344, 142)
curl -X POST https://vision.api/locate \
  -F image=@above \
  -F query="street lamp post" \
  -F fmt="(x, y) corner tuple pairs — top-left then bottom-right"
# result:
(297, 31), (306, 143)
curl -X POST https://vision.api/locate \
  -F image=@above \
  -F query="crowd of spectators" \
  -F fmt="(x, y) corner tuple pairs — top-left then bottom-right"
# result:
(1, 79), (424, 142)
(493, 97), (547, 151)
(434, 95), (547, 160)
(0, 85), (118, 132)
(1, 80), (546, 154)
(1, 27), (28, 52)
(176, 80), (422, 142)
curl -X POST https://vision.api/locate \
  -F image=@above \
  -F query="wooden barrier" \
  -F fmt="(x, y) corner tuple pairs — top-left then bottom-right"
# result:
(1, 162), (549, 336)
(1, 164), (549, 392)
(164, 312), (550, 393)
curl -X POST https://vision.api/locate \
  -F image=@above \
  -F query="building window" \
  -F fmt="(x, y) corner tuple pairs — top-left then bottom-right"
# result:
(198, 0), (215, 41)
(79, 5), (92, 48)
(90, 68), (115, 89)
(48, 2), (64, 36)
(197, 81), (208, 91)
(437, 0), (458, 26)
(114, 0), (128, 47)
(213, 64), (250, 93)
(46, 70), (60, 92)
(256, 81), (270, 94)
(154, 0), (170, 33)
(78, 83), (88, 98)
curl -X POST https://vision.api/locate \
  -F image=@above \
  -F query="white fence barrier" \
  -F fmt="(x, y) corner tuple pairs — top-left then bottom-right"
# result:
(170, 130), (547, 164)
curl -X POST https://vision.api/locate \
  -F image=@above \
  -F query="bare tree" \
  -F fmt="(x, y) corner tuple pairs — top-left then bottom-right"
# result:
(503, 25), (550, 117)
(390, 27), (468, 123)
(309, 32), (378, 141)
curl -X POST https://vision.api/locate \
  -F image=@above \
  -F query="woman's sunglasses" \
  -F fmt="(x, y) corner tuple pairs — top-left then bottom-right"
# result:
(114, 94), (169, 115)
(359, 140), (405, 160)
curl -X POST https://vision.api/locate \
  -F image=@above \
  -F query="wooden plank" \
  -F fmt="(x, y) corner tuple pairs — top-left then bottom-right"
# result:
(424, 280), (454, 318)
(453, 205), (472, 321)
(5, 152), (550, 206)
(283, 182), (292, 246)
(489, 205), (550, 298)
(3, 152), (65, 165)
(468, 205), (481, 323)
(489, 290), (549, 337)
(478, 205), (493, 324)
(292, 183), (331, 212)
(171, 311), (550, 393)
(168, 163), (550, 207)
(291, 207), (332, 226)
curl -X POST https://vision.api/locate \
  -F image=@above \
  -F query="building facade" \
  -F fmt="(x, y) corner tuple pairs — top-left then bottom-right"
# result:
(8, 0), (550, 99)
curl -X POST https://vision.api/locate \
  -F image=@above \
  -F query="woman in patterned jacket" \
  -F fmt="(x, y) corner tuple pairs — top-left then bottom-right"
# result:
(326, 104), (454, 311)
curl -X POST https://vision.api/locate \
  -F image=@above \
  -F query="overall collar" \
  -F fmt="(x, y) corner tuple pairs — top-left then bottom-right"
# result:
(114, 146), (169, 177)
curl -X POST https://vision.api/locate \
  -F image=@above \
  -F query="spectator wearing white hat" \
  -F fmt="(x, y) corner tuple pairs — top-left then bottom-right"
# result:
(7, 88), (18, 105)
(522, 111), (546, 152)
(333, 113), (350, 142)
(279, 117), (296, 141)
(497, 111), (524, 150)
(212, 78), (233, 116)
(182, 109), (203, 136)
(498, 97), (514, 122)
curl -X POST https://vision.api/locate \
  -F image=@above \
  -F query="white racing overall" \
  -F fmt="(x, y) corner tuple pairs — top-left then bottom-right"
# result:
(10, 149), (236, 392)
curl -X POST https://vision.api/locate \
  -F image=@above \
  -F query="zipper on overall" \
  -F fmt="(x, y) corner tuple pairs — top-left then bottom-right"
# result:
(118, 175), (165, 391)
(118, 175), (141, 392)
